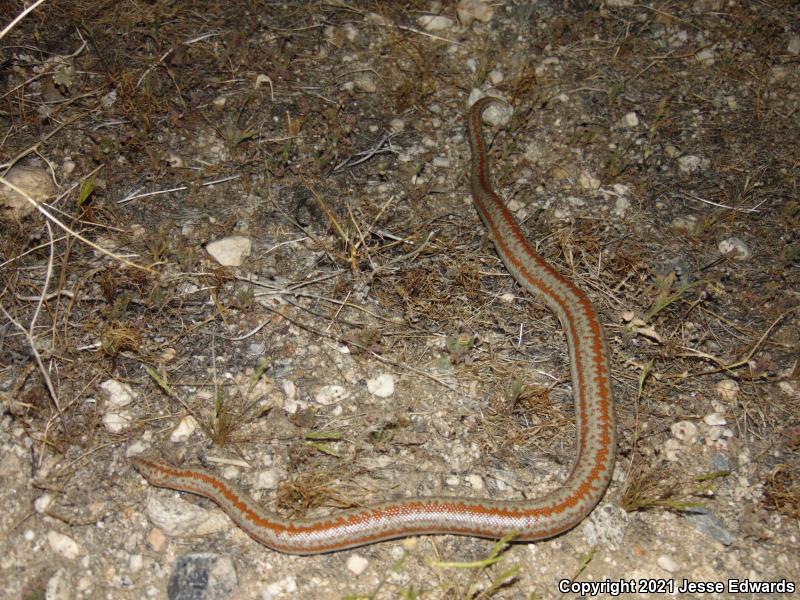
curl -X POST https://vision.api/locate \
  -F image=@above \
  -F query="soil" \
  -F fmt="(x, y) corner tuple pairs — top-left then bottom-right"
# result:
(1, 1), (798, 599)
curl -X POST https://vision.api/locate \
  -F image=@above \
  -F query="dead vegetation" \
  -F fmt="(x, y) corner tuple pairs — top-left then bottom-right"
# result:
(1, 0), (799, 597)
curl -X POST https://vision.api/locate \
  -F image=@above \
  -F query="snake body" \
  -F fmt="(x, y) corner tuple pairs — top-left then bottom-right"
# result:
(132, 97), (616, 554)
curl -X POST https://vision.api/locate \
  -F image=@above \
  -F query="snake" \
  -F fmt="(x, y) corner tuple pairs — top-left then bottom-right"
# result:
(132, 97), (616, 555)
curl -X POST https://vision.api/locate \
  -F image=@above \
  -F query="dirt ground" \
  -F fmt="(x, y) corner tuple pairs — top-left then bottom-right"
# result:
(1, 1), (799, 598)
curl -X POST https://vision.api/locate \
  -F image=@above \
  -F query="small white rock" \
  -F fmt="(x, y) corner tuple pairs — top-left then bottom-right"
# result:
(342, 23), (358, 42)
(315, 384), (350, 405)
(663, 437), (683, 461)
(466, 474), (484, 490)
(613, 196), (630, 217)
(129, 554), (143, 571)
(34, 494), (54, 513)
(126, 439), (149, 458)
(389, 118), (405, 133)
(677, 155), (703, 174)
(457, 0), (494, 26)
(366, 373), (395, 398)
(346, 553), (369, 575)
(704, 413), (726, 427)
(416, 15), (454, 32)
(0, 164), (55, 219)
(144, 495), (230, 537)
(670, 214), (699, 235)
(46, 569), (72, 600)
(354, 72), (377, 93)
(253, 468), (280, 491)
(170, 415), (198, 442)
(103, 410), (132, 434)
(671, 420), (698, 444)
(657, 554), (679, 573)
(582, 503), (628, 550)
(100, 379), (136, 408)
(718, 237), (750, 260)
(205, 235), (252, 267)
(696, 47), (715, 65)
(578, 170), (601, 190)
(621, 112), (639, 128)
(487, 69), (504, 85)
(282, 379), (297, 402)
(47, 531), (81, 560)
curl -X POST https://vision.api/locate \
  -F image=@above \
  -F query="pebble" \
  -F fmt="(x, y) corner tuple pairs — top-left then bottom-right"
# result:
(671, 420), (698, 443)
(0, 163), (55, 218)
(169, 415), (197, 442)
(695, 47), (715, 66)
(487, 68), (504, 84)
(703, 413), (726, 427)
(663, 437), (683, 461)
(47, 531), (81, 560)
(264, 576), (298, 596)
(366, 373), (395, 398)
(466, 474), (485, 490)
(578, 170), (600, 190)
(354, 72), (377, 93)
(670, 214), (700, 235)
(657, 554), (679, 573)
(582, 503), (628, 550)
(281, 379), (297, 402)
(346, 554), (369, 575)
(457, 0), (494, 26)
(144, 495), (231, 538)
(103, 410), (133, 434)
(147, 527), (167, 552)
(677, 155), (703, 174)
(620, 112), (639, 128)
(247, 342), (266, 357)
(613, 196), (630, 217)
(34, 493), (54, 513)
(252, 468), (280, 491)
(389, 118), (405, 132)
(46, 569), (72, 600)
(314, 384), (350, 405)
(718, 237), (750, 260)
(205, 236), (252, 267)
(715, 378), (739, 401)
(686, 512), (732, 546)
(126, 439), (149, 457)
(129, 553), (143, 571)
(100, 379), (136, 408)
(416, 15), (454, 32)
(167, 553), (238, 600)
(500, 292), (515, 303)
